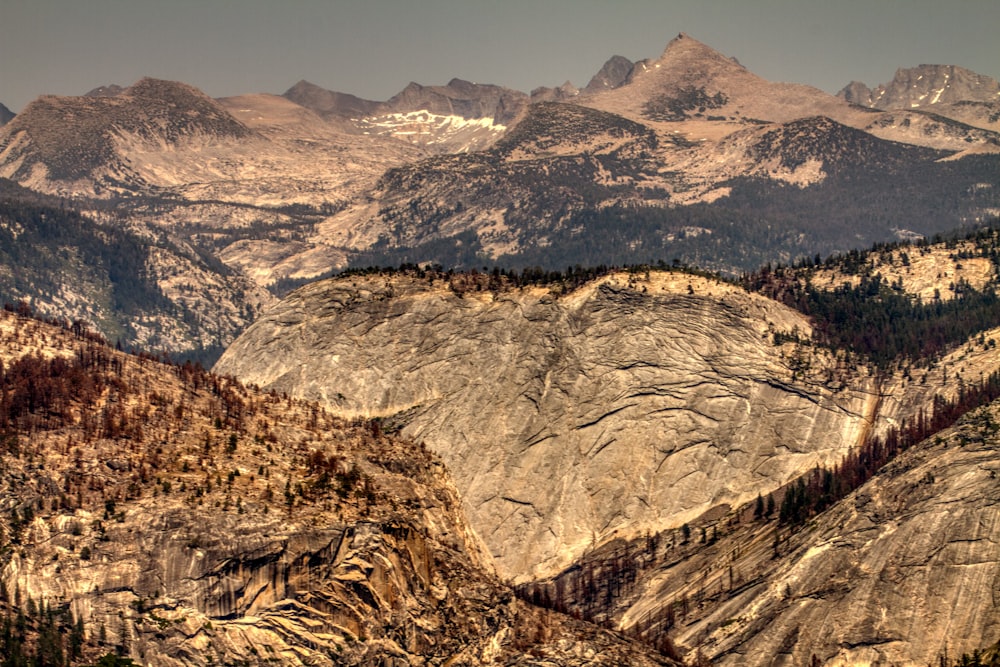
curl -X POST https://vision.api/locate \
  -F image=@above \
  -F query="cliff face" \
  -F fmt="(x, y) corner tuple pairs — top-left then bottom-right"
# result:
(0, 310), (673, 666)
(215, 270), (881, 582)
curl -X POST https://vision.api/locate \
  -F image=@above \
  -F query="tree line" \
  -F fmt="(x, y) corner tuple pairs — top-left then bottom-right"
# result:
(773, 369), (1000, 529)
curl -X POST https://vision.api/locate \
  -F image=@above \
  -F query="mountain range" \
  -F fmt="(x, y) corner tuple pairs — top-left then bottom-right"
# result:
(2, 30), (1000, 666)
(1, 33), (997, 355)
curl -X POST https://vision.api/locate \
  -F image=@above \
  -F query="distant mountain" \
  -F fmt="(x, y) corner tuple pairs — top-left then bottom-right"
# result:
(0, 77), (252, 191)
(839, 65), (1000, 109)
(282, 79), (379, 119)
(336, 105), (995, 274)
(582, 33), (848, 124)
(284, 77), (529, 152)
(580, 34), (999, 152)
(0, 102), (13, 127)
(383, 78), (529, 125)
(286, 77), (529, 125)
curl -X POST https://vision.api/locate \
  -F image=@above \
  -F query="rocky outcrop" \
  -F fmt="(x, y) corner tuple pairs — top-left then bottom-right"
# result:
(0, 102), (13, 127)
(0, 310), (675, 666)
(215, 270), (880, 582)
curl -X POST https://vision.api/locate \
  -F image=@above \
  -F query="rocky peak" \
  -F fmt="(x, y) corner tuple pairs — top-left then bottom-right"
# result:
(656, 32), (747, 76)
(839, 64), (1000, 109)
(581, 32), (845, 125)
(0, 102), (13, 127)
(84, 83), (125, 97)
(837, 80), (873, 106)
(584, 55), (636, 92)
(530, 80), (580, 103)
(444, 77), (483, 93)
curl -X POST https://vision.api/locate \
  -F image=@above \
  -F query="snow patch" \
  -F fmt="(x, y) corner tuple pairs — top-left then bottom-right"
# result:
(356, 110), (506, 151)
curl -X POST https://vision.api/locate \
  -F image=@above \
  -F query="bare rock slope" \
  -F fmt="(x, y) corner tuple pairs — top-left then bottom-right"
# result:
(215, 270), (880, 582)
(0, 310), (674, 666)
(673, 402), (1000, 665)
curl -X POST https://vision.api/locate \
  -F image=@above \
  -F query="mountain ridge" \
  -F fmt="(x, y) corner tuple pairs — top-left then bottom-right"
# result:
(839, 64), (1000, 109)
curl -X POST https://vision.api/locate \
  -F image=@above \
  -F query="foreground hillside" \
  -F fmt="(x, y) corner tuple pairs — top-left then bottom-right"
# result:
(0, 308), (674, 666)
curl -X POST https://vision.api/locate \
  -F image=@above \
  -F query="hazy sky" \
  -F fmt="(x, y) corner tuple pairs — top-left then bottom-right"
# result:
(2, 0), (997, 112)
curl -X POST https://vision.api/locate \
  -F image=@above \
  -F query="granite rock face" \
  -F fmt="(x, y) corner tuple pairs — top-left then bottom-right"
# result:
(215, 271), (880, 581)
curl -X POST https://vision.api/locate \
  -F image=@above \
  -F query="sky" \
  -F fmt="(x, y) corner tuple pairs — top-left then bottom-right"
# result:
(1, 0), (997, 113)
